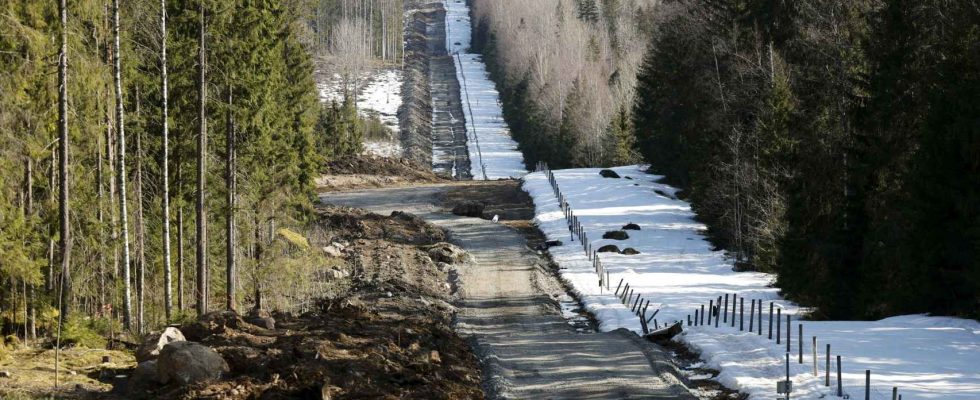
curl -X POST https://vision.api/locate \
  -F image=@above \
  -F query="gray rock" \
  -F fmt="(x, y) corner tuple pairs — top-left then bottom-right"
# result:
(135, 327), (186, 362)
(622, 222), (641, 231)
(597, 244), (620, 253)
(426, 242), (473, 264)
(156, 341), (229, 385)
(0, 371), (11, 378)
(247, 316), (276, 330)
(127, 360), (160, 396)
(620, 247), (641, 255)
(599, 169), (620, 178)
(602, 230), (630, 240)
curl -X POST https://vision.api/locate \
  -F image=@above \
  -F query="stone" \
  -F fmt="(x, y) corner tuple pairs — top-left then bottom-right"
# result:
(247, 316), (276, 330)
(597, 244), (620, 253)
(620, 247), (641, 255)
(429, 350), (442, 364)
(451, 200), (485, 218)
(602, 230), (630, 240)
(426, 242), (472, 264)
(622, 222), (641, 231)
(599, 169), (620, 178)
(218, 346), (270, 375)
(182, 311), (244, 341)
(322, 244), (343, 258)
(156, 341), (229, 386)
(0, 371), (11, 378)
(135, 327), (186, 362)
(127, 360), (160, 396)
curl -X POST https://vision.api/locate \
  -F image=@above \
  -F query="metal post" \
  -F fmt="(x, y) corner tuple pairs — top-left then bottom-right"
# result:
(723, 294), (729, 323)
(837, 355), (843, 397)
(786, 353), (791, 400)
(777, 308), (782, 344)
(749, 299), (755, 332)
(731, 293), (737, 327)
(865, 370), (871, 400)
(715, 296), (721, 328)
(739, 298), (744, 331)
(787, 314), (792, 353)
(708, 300), (713, 326)
(813, 336), (818, 375)
(758, 300), (763, 335)
(769, 302), (774, 339)
(799, 324), (804, 364)
(826, 344), (831, 386)
(700, 304), (705, 325)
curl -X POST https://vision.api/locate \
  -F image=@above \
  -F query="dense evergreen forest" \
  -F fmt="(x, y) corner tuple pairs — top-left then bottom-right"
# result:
(475, 0), (978, 320)
(0, 0), (377, 343)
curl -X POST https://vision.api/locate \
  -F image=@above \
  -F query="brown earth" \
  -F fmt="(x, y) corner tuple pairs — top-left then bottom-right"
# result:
(317, 156), (447, 191)
(96, 206), (481, 400)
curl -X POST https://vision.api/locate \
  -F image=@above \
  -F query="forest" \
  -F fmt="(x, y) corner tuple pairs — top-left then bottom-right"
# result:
(0, 0), (384, 345)
(473, 0), (979, 320)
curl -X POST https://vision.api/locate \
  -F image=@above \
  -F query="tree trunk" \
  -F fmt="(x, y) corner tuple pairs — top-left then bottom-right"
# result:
(225, 90), (237, 312)
(112, 0), (133, 331)
(160, 0), (173, 321)
(135, 89), (146, 334)
(196, 1), (209, 316)
(178, 207), (184, 310)
(57, 0), (71, 322)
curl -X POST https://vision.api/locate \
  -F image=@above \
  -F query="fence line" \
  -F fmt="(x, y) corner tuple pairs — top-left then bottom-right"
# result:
(533, 162), (902, 400)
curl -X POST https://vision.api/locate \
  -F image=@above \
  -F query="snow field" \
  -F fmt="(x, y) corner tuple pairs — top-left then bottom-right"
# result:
(317, 69), (403, 157)
(523, 165), (980, 399)
(445, 0), (526, 180)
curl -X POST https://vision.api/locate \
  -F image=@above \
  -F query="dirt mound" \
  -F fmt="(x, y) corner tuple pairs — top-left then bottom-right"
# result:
(318, 156), (447, 191)
(121, 205), (482, 400)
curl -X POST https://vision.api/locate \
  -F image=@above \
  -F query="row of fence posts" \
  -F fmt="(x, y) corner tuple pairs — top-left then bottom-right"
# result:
(535, 162), (903, 400)
(536, 162), (663, 336)
(686, 293), (904, 399)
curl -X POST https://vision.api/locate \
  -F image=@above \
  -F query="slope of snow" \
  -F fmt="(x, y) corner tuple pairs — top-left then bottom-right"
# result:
(445, 0), (526, 180)
(523, 165), (980, 399)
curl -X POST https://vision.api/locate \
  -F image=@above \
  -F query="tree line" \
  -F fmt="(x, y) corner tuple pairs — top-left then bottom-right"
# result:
(0, 0), (366, 343)
(475, 0), (979, 320)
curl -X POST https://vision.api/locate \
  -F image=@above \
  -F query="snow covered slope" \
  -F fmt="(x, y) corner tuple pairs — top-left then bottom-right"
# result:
(317, 69), (403, 157)
(445, 0), (526, 179)
(523, 165), (980, 399)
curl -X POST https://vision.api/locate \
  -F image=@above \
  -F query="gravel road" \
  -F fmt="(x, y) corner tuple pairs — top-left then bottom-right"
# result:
(321, 183), (695, 399)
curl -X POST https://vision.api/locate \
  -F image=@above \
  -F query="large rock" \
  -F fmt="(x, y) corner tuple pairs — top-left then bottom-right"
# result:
(247, 316), (276, 330)
(425, 242), (473, 264)
(620, 247), (641, 255)
(156, 341), (229, 385)
(451, 201), (485, 218)
(602, 230), (630, 240)
(135, 327), (186, 362)
(127, 360), (160, 396)
(597, 244), (620, 253)
(599, 169), (621, 178)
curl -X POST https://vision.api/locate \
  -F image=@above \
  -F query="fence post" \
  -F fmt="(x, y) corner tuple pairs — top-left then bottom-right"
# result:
(749, 299), (755, 332)
(687, 314), (692, 326)
(716, 296), (722, 327)
(615, 278), (624, 296)
(799, 324), (804, 364)
(769, 302), (775, 339)
(892, 387), (897, 400)
(694, 309), (699, 326)
(723, 294), (729, 323)
(632, 295), (641, 312)
(865, 370), (871, 400)
(837, 355), (843, 397)
(813, 336), (818, 376)
(787, 314), (792, 353)
(606, 270), (610, 291)
(777, 308), (782, 344)
(731, 293), (737, 327)
(739, 298), (745, 331)
(758, 300), (763, 335)
(826, 344), (831, 386)
(700, 304), (705, 325)
(708, 300), (713, 326)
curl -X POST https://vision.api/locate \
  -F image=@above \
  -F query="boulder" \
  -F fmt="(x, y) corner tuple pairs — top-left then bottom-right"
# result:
(426, 243), (473, 264)
(156, 341), (229, 385)
(0, 371), (11, 378)
(451, 201), (485, 218)
(622, 223), (641, 231)
(247, 316), (276, 330)
(127, 360), (160, 396)
(602, 230), (630, 240)
(620, 247), (641, 255)
(218, 346), (270, 375)
(597, 244), (620, 253)
(599, 169), (620, 178)
(135, 327), (186, 362)
(545, 240), (563, 248)
(181, 311), (244, 341)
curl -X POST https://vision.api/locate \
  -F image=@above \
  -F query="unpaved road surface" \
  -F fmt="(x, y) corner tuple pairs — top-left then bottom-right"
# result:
(321, 183), (695, 399)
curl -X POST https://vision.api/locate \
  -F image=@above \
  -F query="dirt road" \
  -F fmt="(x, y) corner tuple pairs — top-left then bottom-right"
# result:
(321, 183), (695, 399)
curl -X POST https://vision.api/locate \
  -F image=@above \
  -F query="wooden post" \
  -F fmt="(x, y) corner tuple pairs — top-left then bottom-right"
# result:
(749, 299), (755, 332)
(606, 270), (610, 291)
(865, 370), (871, 400)
(687, 314), (692, 326)
(632, 294), (641, 312)
(639, 312), (649, 335)
(715, 296), (721, 327)
(777, 308), (782, 344)
(708, 300), (713, 326)
(739, 298), (744, 331)
(837, 355), (843, 397)
(700, 304), (705, 325)
(758, 300), (763, 335)
(787, 314), (792, 353)
(731, 293), (737, 327)
(723, 293), (729, 323)
(769, 302), (774, 339)
(615, 278), (623, 296)
(826, 344), (831, 386)
(892, 386), (897, 400)
(812, 336), (818, 375)
(799, 324), (804, 364)
(621, 283), (630, 301)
